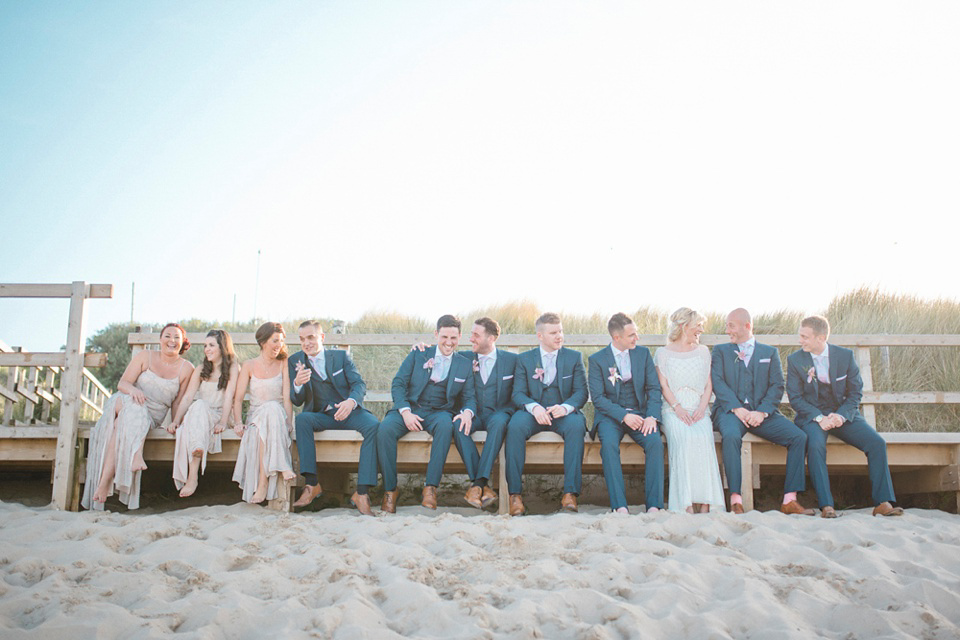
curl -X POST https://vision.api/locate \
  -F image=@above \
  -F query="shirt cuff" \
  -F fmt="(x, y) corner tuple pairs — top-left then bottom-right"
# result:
(293, 383), (303, 394)
(399, 407), (410, 414)
(525, 402), (542, 415)
(561, 403), (574, 416)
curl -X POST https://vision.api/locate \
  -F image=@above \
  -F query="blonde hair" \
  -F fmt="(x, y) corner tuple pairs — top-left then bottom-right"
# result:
(801, 315), (831, 339)
(667, 307), (706, 343)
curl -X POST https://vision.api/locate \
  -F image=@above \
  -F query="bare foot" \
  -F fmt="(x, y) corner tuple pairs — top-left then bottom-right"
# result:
(251, 485), (267, 503)
(132, 454), (148, 472)
(191, 448), (203, 458)
(179, 479), (198, 498)
(92, 487), (109, 503)
(281, 470), (296, 481)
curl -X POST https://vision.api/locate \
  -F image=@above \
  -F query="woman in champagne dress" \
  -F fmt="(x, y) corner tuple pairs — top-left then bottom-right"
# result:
(654, 308), (725, 513)
(82, 323), (193, 510)
(168, 329), (239, 497)
(232, 322), (296, 503)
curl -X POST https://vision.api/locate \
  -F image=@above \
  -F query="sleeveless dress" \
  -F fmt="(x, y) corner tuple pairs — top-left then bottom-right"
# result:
(172, 379), (227, 490)
(81, 368), (180, 510)
(232, 373), (293, 502)
(654, 345), (726, 512)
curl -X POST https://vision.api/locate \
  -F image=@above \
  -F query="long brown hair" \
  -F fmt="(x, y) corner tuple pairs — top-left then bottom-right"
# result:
(200, 329), (236, 390)
(255, 322), (288, 360)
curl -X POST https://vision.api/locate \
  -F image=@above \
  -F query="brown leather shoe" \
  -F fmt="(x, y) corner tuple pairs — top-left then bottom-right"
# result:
(381, 490), (398, 514)
(561, 493), (578, 512)
(480, 486), (497, 508)
(821, 506), (838, 519)
(464, 486), (483, 509)
(731, 503), (745, 514)
(780, 500), (816, 516)
(292, 483), (323, 508)
(350, 492), (374, 516)
(509, 494), (525, 516)
(421, 486), (438, 510)
(873, 502), (904, 517)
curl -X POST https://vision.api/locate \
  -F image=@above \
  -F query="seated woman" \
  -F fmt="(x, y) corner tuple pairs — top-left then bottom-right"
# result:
(168, 329), (240, 497)
(654, 308), (726, 513)
(82, 323), (193, 510)
(232, 322), (296, 503)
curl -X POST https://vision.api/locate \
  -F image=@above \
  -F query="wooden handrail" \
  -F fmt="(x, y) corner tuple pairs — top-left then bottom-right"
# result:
(0, 353), (107, 367)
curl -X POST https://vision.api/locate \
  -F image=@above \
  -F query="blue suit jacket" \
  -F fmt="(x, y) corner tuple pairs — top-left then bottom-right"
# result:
(710, 341), (786, 420)
(457, 348), (518, 416)
(587, 345), (662, 436)
(512, 346), (588, 412)
(391, 346), (477, 415)
(288, 349), (366, 413)
(786, 344), (863, 426)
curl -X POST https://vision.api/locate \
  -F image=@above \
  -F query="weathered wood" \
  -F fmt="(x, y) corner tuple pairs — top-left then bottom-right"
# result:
(740, 441), (754, 511)
(0, 353), (107, 367)
(0, 283), (113, 299)
(23, 367), (39, 423)
(51, 281), (88, 510)
(892, 466), (960, 494)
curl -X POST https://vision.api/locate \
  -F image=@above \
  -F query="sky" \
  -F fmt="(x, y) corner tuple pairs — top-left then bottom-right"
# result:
(2, 2), (959, 351)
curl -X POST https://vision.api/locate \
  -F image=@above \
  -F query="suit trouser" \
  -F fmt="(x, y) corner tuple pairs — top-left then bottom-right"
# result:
(596, 417), (664, 510)
(452, 409), (510, 483)
(505, 410), (586, 495)
(715, 412), (807, 496)
(800, 416), (896, 508)
(295, 408), (379, 487)
(377, 408), (455, 491)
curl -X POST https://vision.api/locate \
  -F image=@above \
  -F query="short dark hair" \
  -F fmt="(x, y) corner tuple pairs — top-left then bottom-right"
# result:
(473, 317), (501, 338)
(607, 312), (634, 336)
(436, 314), (462, 332)
(535, 312), (561, 330)
(299, 320), (322, 331)
(801, 315), (831, 338)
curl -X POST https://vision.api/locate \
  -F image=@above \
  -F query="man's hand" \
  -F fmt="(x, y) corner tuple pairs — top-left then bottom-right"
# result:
(455, 411), (473, 435)
(745, 411), (767, 428)
(825, 413), (845, 430)
(532, 405), (553, 426)
(293, 362), (312, 387)
(640, 416), (658, 436)
(732, 407), (750, 426)
(402, 410), (424, 432)
(547, 405), (568, 419)
(410, 342), (431, 352)
(623, 413), (644, 431)
(333, 399), (356, 421)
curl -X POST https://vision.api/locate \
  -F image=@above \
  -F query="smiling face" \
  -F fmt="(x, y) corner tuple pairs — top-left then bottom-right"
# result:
(469, 323), (496, 355)
(203, 336), (222, 364)
(537, 322), (564, 352)
(298, 325), (323, 357)
(160, 326), (184, 356)
(683, 321), (704, 345)
(798, 326), (827, 354)
(435, 326), (461, 356)
(611, 323), (638, 352)
(725, 312), (752, 344)
(261, 332), (285, 360)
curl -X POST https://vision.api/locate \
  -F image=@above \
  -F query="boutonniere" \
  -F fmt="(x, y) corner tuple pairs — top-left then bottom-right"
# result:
(424, 358), (435, 370)
(736, 350), (748, 362)
(608, 367), (622, 385)
(807, 366), (815, 383)
(532, 367), (545, 381)
(472, 360), (480, 373)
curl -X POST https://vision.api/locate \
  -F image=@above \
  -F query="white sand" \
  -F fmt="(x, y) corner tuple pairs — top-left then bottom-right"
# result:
(1, 501), (959, 639)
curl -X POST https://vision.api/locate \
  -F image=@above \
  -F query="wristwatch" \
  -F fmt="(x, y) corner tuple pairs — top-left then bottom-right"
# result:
(815, 415), (825, 424)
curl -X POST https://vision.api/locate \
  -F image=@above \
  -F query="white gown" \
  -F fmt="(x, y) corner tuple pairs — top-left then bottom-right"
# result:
(82, 368), (180, 510)
(232, 374), (293, 502)
(172, 379), (226, 490)
(654, 345), (726, 513)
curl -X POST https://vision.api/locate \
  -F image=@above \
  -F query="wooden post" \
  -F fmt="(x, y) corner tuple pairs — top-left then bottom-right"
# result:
(2, 347), (19, 425)
(51, 281), (89, 511)
(857, 347), (877, 427)
(24, 366), (38, 423)
(740, 441), (754, 511)
(41, 368), (56, 423)
(498, 444), (509, 515)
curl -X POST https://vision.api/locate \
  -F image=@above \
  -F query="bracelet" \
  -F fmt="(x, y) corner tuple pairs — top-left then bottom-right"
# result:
(671, 401), (681, 409)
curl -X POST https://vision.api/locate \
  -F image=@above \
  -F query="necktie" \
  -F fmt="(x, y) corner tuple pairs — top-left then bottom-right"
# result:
(311, 355), (326, 380)
(432, 355), (448, 383)
(480, 356), (492, 384)
(619, 351), (632, 382)
(814, 354), (829, 383)
(543, 353), (556, 385)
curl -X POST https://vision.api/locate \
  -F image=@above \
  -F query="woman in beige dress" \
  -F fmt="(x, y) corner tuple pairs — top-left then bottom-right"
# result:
(168, 329), (240, 497)
(82, 323), (194, 510)
(232, 322), (296, 503)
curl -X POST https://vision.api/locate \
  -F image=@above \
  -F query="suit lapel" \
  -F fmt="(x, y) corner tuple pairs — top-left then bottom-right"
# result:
(828, 344), (841, 404)
(630, 347), (644, 402)
(604, 346), (621, 400)
(492, 349), (503, 402)
(532, 349), (544, 402)
(445, 353), (458, 399)
(414, 347), (435, 398)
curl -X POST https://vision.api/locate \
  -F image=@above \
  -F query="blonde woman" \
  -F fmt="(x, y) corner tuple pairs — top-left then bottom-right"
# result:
(654, 308), (725, 513)
(168, 329), (240, 498)
(232, 322), (296, 503)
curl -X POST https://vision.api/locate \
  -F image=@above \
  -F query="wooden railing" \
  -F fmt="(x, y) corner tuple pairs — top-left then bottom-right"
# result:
(0, 282), (113, 509)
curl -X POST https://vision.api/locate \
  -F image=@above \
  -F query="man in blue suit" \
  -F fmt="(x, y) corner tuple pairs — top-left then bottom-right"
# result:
(588, 313), (664, 514)
(377, 315), (477, 512)
(711, 309), (813, 515)
(505, 312), (588, 515)
(289, 321), (380, 515)
(786, 315), (902, 518)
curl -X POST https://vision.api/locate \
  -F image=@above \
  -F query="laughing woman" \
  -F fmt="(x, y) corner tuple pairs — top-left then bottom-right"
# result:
(232, 322), (296, 503)
(168, 329), (240, 498)
(82, 323), (194, 510)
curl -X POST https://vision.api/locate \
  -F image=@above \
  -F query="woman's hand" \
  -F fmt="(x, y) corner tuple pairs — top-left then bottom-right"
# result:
(214, 421), (227, 435)
(233, 423), (245, 437)
(674, 406), (693, 426)
(129, 388), (147, 405)
(166, 421), (179, 435)
(692, 403), (707, 423)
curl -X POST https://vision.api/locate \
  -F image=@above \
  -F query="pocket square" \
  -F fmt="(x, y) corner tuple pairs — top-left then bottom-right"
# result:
(454, 377), (466, 383)
(562, 374), (572, 379)
(502, 375), (513, 380)
(759, 358), (771, 364)
(332, 368), (344, 376)
(836, 375), (847, 381)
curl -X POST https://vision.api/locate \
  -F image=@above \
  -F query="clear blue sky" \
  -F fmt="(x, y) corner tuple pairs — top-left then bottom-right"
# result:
(3, 2), (959, 350)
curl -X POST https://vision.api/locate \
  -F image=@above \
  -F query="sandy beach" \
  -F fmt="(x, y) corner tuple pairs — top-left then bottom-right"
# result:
(1, 501), (959, 639)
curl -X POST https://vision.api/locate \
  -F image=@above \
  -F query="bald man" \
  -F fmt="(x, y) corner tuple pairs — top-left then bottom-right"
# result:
(711, 308), (814, 515)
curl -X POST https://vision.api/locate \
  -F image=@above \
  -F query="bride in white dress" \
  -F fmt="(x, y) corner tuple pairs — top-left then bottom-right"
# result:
(82, 323), (193, 510)
(232, 322), (296, 504)
(654, 308), (725, 513)
(168, 329), (240, 497)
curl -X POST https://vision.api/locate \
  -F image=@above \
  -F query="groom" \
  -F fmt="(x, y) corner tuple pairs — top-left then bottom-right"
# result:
(377, 314), (477, 512)
(711, 308), (813, 515)
(588, 313), (664, 513)
(289, 320), (380, 515)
